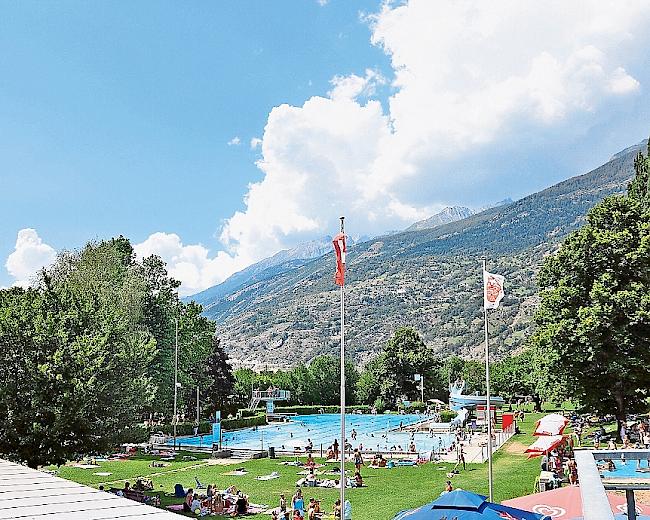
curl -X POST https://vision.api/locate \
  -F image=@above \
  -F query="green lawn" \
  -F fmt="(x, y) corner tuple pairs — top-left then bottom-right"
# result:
(53, 413), (545, 520)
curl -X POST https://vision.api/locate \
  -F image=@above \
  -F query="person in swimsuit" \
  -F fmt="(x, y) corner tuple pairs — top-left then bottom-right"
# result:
(353, 449), (363, 472)
(292, 488), (305, 518)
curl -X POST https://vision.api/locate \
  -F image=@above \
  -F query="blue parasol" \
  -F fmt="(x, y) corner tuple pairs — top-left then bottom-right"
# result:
(392, 490), (551, 520)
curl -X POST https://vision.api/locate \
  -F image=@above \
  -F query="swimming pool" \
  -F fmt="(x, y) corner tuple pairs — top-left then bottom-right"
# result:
(601, 459), (650, 479)
(171, 413), (455, 453)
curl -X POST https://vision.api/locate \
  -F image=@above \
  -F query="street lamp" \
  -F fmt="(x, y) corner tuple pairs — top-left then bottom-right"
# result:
(173, 318), (182, 451)
(414, 373), (424, 403)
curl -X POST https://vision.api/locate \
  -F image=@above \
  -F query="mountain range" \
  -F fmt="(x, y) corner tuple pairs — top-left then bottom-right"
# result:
(189, 139), (648, 369)
(406, 199), (513, 232)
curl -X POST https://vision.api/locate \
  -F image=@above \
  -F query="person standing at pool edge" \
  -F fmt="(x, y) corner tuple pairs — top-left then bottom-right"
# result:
(333, 438), (339, 460)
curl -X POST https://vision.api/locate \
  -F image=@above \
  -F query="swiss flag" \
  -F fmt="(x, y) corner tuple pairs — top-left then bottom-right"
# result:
(333, 232), (346, 286)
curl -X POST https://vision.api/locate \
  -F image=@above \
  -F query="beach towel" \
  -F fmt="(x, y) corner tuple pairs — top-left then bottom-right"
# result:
(223, 470), (248, 476)
(255, 471), (280, 481)
(396, 460), (417, 466)
(166, 504), (184, 512)
(93, 472), (112, 476)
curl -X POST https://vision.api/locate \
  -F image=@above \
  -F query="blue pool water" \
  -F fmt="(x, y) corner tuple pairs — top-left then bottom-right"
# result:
(171, 413), (455, 453)
(601, 459), (650, 479)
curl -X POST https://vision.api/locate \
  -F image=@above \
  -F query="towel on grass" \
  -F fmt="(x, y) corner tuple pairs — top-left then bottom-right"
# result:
(93, 472), (112, 476)
(222, 470), (248, 476)
(255, 472), (280, 481)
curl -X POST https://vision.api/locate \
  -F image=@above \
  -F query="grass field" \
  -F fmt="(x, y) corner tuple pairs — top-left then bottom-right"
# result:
(53, 412), (546, 519)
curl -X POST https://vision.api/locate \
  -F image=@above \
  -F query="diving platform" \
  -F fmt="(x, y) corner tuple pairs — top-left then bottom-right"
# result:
(248, 389), (291, 414)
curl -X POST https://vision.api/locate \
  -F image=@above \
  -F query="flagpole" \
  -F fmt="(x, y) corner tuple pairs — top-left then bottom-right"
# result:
(483, 258), (494, 502)
(339, 216), (346, 517)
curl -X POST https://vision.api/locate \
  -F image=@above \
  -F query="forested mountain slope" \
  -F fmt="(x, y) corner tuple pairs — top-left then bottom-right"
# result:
(200, 140), (647, 368)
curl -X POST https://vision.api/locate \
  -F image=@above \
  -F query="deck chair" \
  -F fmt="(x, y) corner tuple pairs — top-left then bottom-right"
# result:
(195, 476), (206, 489)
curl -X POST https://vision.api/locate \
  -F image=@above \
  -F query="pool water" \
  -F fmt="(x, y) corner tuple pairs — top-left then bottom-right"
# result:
(171, 413), (455, 453)
(601, 459), (650, 479)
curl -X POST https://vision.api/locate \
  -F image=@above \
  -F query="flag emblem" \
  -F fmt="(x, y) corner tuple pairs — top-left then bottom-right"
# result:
(333, 232), (346, 286)
(483, 271), (505, 309)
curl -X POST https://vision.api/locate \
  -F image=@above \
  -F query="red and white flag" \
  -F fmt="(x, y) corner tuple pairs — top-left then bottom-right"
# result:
(332, 232), (346, 286)
(484, 270), (505, 309)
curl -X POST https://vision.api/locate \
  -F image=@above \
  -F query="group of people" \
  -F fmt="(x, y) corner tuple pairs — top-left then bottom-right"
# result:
(540, 443), (579, 486)
(182, 484), (249, 516)
(271, 488), (326, 520)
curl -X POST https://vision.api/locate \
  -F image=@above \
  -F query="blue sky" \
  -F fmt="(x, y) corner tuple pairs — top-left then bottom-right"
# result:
(3, 1), (650, 294)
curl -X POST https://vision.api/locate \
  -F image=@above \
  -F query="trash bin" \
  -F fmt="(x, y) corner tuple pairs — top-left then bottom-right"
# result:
(269, 446), (276, 459)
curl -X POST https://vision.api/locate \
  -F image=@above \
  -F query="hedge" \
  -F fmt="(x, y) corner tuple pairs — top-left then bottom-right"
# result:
(222, 414), (266, 430)
(154, 421), (212, 437)
(118, 425), (151, 444)
(237, 408), (263, 418)
(274, 405), (370, 415)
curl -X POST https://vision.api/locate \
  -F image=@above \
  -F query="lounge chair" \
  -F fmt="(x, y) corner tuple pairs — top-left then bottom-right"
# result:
(195, 477), (206, 489)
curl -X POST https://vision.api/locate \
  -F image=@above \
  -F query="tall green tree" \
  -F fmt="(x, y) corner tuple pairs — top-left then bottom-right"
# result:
(0, 240), (156, 467)
(375, 327), (442, 405)
(198, 337), (235, 417)
(533, 141), (650, 435)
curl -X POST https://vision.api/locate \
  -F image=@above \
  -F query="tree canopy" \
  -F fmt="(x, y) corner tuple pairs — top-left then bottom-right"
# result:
(532, 141), (650, 434)
(0, 237), (233, 467)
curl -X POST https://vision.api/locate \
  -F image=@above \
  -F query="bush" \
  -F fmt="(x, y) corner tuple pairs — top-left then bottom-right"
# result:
(274, 405), (370, 415)
(403, 401), (426, 412)
(222, 414), (266, 430)
(373, 398), (387, 414)
(155, 421), (212, 436)
(237, 408), (263, 418)
(440, 410), (457, 423)
(117, 425), (151, 444)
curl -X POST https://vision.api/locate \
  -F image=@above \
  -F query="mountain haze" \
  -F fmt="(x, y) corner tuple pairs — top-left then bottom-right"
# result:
(193, 140), (647, 369)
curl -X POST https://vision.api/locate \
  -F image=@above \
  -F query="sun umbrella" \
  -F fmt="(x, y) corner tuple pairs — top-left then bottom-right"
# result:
(392, 489), (550, 520)
(534, 414), (569, 436)
(525, 435), (566, 458)
(502, 485), (650, 519)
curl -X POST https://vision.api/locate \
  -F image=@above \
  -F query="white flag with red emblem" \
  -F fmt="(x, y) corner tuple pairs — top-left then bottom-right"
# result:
(333, 232), (346, 286)
(484, 270), (505, 309)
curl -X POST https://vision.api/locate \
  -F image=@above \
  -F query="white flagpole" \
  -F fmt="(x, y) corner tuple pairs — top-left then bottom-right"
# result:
(339, 216), (346, 517)
(483, 258), (494, 502)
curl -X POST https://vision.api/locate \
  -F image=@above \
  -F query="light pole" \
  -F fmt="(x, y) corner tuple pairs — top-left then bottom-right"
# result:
(173, 317), (180, 451)
(414, 374), (424, 404)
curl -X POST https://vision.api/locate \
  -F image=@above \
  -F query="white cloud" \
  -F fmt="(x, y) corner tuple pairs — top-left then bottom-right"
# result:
(328, 69), (385, 101)
(133, 232), (248, 297)
(607, 66), (640, 94)
(316, 0), (328, 6)
(133, 1), (650, 295)
(250, 137), (263, 150)
(5, 229), (57, 288)
(210, 0), (649, 279)
(227, 136), (241, 146)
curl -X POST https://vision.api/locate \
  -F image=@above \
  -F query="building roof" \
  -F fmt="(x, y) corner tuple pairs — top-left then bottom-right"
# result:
(0, 458), (179, 519)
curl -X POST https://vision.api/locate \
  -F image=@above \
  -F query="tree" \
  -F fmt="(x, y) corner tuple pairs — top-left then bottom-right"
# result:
(305, 355), (358, 406)
(0, 236), (234, 467)
(0, 240), (156, 468)
(375, 327), (441, 405)
(355, 355), (384, 405)
(199, 336), (235, 417)
(533, 141), (650, 436)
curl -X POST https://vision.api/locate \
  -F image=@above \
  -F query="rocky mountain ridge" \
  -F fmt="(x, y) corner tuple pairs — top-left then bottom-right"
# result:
(192, 140), (647, 369)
